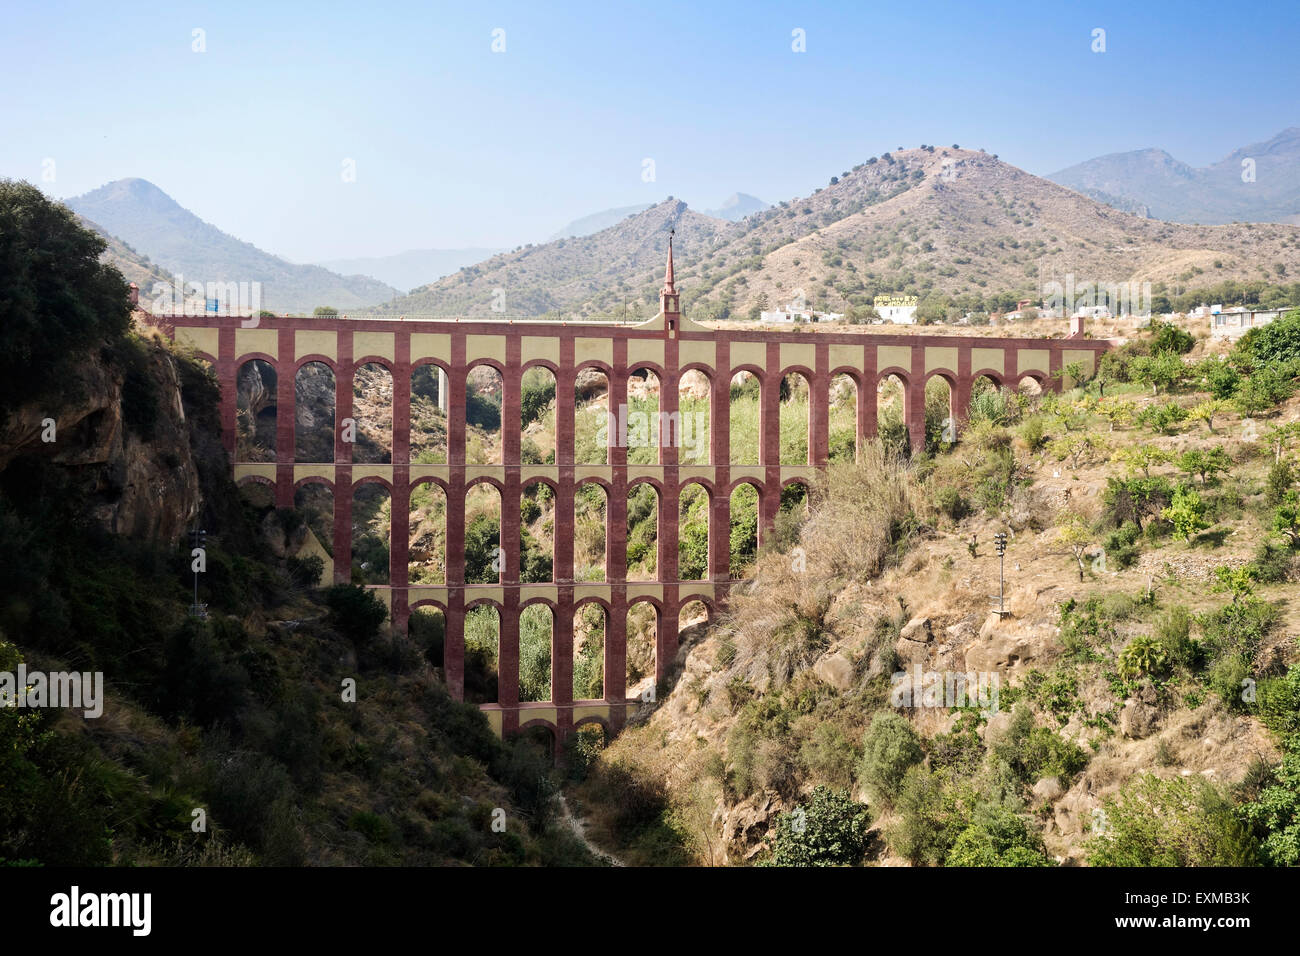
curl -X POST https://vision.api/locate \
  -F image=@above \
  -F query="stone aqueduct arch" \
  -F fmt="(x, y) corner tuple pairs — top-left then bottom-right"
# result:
(156, 267), (1108, 746)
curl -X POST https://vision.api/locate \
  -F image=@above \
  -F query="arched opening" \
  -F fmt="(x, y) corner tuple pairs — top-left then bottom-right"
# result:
(464, 604), (499, 704)
(411, 363), (449, 464)
(351, 482), (391, 585)
(236, 359), (277, 461)
(572, 603), (606, 701)
(677, 369), (711, 464)
(626, 368), (661, 465)
(409, 605), (445, 670)
(925, 374), (956, 450)
(626, 482), (659, 581)
(574, 481), (608, 582)
(465, 481), (503, 585)
(625, 601), (659, 701)
(517, 724), (556, 763)
(292, 482), (334, 586)
(779, 372), (811, 464)
(519, 603), (553, 703)
(294, 362), (335, 463)
(237, 478), (275, 510)
(575, 367), (610, 465)
(729, 370), (761, 465)
(466, 364), (503, 465)
(520, 481), (554, 583)
(829, 373), (858, 463)
(729, 482), (760, 577)
(409, 480), (447, 585)
(679, 599), (710, 642)
(1018, 374), (1045, 397)
(678, 481), (710, 581)
(352, 362), (393, 464)
(969, 374), (1013, 426)
(567, 721), (609, 772)
(876, 373), (910, 457)
(520, 366), (556, 466)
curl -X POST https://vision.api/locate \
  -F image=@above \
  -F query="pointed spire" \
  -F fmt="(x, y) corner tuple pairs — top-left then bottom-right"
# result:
(662, 228), (676, 294)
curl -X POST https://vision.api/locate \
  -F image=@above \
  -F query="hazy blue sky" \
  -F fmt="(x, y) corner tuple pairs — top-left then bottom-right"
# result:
(2, 0), (1296, 262)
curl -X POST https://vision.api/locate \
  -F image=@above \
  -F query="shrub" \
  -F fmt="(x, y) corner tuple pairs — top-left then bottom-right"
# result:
(799, 723), (858, 789)
(1088, 773), (1258, 866)
(323, 584), (388, 644)
(887, 765), (965, 864)
(1265, 460), (1295, 506)
(1150, 321), (1195, 354)
(1118, 636), (1170, 682)
(857, 712), (924, 805)
(946, 805), (1052, 867)
(766, 786), (871, 867)
(1104, 521), (1142, 569)
(1236, 308), (1300, 364)
(934, 486), (972, 521)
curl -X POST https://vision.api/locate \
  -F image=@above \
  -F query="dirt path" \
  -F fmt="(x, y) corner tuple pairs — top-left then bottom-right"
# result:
(557, 792), (625, 867)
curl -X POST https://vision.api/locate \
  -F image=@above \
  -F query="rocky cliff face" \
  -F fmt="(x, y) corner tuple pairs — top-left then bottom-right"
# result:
(0, 331), (202, 545)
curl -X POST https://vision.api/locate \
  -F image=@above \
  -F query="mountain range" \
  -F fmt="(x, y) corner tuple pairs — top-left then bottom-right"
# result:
(64, 179), (400, 313)
(317, 248), (506, 294)
(1049, 128), (1300, 225)
(369, 147), (1300, 319)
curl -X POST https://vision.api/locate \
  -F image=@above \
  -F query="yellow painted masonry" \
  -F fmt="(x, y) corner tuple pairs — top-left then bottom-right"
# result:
(235, 328), (278, 360)
(925, 346), (959, 375)
(176, 326), (219, 358)
(410, 333), (452, 363)
(729, 340), (767, 371)
(465, 334), (506, 364)
(1017, 349), (1050, 376)
(296, 330), (337, 362)
(627, 338), (664, 369)
(574, 337), (613, 367)
(521, 336), (560, 366)
(829, 343), (865, 373)
(779, 342), (815, 372)
(678, 339), (715, 369)
(971, 347), (1005, 376)
(353, 331), (395, 362)
(877, 345), (912, 374)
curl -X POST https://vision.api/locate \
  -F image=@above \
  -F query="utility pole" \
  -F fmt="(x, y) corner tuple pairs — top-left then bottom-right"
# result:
(994, 531), (1008, 616)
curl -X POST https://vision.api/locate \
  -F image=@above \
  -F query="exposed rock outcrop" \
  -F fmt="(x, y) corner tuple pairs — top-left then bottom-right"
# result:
(0, 336), (201, 545)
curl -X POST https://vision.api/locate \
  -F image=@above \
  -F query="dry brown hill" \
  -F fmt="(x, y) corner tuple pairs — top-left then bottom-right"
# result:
(367, 148), (1300, 321)
(369, 199), (734, 318)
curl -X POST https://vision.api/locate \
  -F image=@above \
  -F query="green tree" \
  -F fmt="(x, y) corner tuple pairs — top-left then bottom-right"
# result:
(1175, 447), (1230, 485)
(1130, 351), (1186, 395)
(1188, 398), (1229, 433)
(0, 180), (132, 412)
(857, 712), (924, 804)
(767, 786), (870, 867)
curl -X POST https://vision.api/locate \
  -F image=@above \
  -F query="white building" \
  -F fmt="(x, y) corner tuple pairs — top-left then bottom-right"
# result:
(874, 295), (918, 324)
(1209, 306), (1288, 339)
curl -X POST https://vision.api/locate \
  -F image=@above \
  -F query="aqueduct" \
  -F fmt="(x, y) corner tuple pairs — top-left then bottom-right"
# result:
(154, 245), (1109, 746)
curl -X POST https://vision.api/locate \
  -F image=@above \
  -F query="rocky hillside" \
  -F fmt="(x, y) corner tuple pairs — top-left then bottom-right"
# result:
(371, 199), (733, 318)
(365, 149), (1300, 321)
(569, 315), (1300, 867)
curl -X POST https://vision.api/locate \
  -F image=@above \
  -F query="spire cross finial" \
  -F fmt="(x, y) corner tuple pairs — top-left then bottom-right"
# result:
(663, 230), (676, 294)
